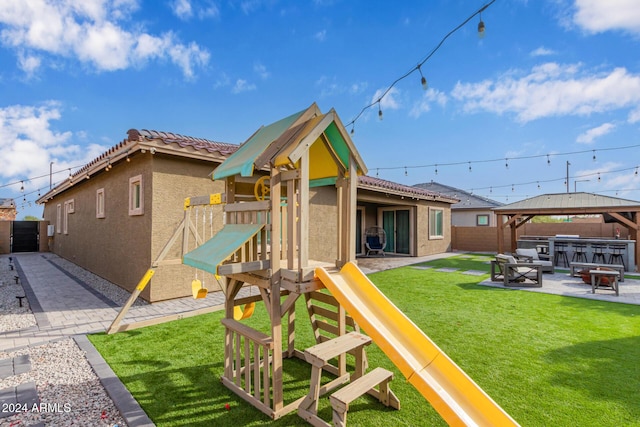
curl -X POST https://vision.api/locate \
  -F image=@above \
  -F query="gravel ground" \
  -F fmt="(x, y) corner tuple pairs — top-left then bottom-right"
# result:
(1, 255), (130, 427)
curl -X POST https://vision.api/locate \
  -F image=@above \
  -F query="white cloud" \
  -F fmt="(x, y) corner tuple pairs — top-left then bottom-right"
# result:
(232, 79), (256, 93)
(314, 29), (326, 42)
(451, 63), (640, 123)
(17, 52), (41, 77)
(410, 89), (448, 118)
(254, 62), (270, 79)
(171, 0), (193, 20)
(170, 0), (219, 20)
(0, 102), (108, 187)
(315, 76), (368, 98)
(628, 108), (640, 123)
(0, 0), (209, 78)
(576, 122), (616, 144)
(572, 0), (640, 34)
(530, 46), (556, 57)
(372, 87), (401, 111)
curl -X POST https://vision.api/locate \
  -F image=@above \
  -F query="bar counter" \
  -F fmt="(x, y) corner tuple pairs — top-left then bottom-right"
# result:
(517, 237), (636, 272)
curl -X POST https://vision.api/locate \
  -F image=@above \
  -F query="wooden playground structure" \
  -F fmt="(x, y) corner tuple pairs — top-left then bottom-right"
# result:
(109, 104), (520, 426)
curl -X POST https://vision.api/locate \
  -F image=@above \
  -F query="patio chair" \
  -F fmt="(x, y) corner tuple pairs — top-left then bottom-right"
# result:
(515, 248), (555, 273)
(491, 254), (543, 287)
(365, 226), (386, 257)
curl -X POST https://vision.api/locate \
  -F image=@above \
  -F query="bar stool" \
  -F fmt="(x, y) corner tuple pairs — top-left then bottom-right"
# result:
(608, 244), (626, 270)
(591, 244), (607, 263)
(571, 243), (588, 263)
(554, 242), (570, 267)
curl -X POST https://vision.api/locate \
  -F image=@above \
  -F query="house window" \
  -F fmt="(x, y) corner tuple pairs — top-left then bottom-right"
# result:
(476, 214), (490, 226)
(429, 208), (444, 239)
(96, 188), (105, 218)
(129, 175), (144, 216)
(56, 204), (62, 234)
(63, 199), (74, 234)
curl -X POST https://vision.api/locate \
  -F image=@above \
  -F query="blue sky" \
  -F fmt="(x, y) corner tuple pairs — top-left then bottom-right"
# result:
(1, 0), (640, 219)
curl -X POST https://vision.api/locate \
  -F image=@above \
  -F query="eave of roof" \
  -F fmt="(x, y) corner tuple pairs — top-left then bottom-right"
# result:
(358, 176), (459, 203)
(37, 129), (239, 204)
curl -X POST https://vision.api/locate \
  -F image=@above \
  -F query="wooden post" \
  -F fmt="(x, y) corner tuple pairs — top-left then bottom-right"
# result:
(346, 154), (357, 263)
(299, 151), (310, 270)
(497, 213), (504, 254)
(269, 166), (283, 412)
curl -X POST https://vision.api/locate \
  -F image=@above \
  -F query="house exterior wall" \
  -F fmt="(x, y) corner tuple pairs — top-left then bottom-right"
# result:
(0, 208), (17, 221)
(43, 153), (154, 299)
(415, 202), (452, 256)
(452, 209), (498, 227)
(148, 155), (226, 302)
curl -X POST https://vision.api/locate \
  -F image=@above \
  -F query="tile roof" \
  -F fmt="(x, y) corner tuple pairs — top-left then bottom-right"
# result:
(413, 181), (502, 209)
(127, 129), (238, 156)
(0, 198), (15, 208)
(359, 176), (459, 203)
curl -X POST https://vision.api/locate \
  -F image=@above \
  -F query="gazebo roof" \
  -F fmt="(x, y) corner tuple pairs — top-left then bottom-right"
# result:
(493, 192), (640, 214)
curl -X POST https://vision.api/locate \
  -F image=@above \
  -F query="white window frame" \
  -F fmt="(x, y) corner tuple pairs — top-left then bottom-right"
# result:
(129, 175), (144, 216)
(56, 204), (62, 234)
(96, 188), (105, 218)
(63, 199), (74, 235)
(429, 207), (444, 239)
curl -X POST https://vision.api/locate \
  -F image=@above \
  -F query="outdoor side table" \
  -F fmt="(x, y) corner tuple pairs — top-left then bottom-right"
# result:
(589, 270), (619, 296)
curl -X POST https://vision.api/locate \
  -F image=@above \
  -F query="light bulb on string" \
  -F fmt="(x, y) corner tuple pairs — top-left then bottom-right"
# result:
(376, 169), (379, 177)
(478, 13), (485, 39)
(537, 182), (541, 189)
(505, 159), (509, 169)
(489, 187), (492, 193)
(418, 65), (428, 90)
(20, 181), (24, 192)
(547, 154), (551, 165)
(598, 173), (601, 182)
(350, 125), (355, 135)
(511, 184), (514, 192)
(435, 164), (438, 175)
(377, 103), (383, 121)
(404, 167), (408, 177)
(468, 162), (472, 172)
(592, 150), (596, 161)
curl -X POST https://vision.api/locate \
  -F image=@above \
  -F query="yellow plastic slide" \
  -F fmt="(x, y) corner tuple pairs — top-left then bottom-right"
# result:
(315, 262), (519, 427)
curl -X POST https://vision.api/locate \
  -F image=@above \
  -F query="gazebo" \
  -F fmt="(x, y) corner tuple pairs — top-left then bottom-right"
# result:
(494, 192), (640, 271)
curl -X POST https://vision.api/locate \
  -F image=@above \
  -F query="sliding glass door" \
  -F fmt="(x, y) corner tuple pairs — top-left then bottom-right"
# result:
(380, 208), (412, 255)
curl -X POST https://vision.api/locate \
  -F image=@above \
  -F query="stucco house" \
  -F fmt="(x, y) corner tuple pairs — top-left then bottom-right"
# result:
(413, 181), (502, 227)
(37, 105), (457, 302)
(0, 198), (17, 221)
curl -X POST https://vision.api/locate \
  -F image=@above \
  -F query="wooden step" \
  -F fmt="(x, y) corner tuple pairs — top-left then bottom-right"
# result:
(330, 367), (393, 411)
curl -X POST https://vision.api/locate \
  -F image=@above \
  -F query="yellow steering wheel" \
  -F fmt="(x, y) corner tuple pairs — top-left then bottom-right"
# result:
(254, 176), (271, 201)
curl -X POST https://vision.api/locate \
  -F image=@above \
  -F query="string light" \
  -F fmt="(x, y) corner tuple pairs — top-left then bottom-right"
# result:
(345, 0), (496, 129)
(418, 65), (428, 90)
(20, 181), (24, 192)
(404, 166), (408, 176)
(598, 173), (601, 182)
(592, 150), (596, 161)
(478, 12), (486, 38)
(371, 143), (640, 174)
(505, 158), (509, 169)
(435, 164), (438, 175)
(378, 103), (383, 121)
(468, 162), (472, 172)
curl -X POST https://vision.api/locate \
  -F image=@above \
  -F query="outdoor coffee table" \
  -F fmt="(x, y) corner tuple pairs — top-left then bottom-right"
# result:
(589, 270), (620, 296)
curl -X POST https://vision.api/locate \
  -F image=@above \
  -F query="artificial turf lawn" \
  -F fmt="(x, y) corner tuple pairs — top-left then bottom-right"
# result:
(89, 254), (640, 426)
